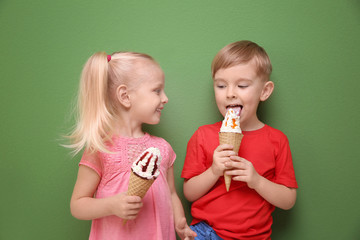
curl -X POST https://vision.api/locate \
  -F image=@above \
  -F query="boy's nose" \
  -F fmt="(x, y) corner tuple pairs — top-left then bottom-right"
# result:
(226, 87), (236, 99)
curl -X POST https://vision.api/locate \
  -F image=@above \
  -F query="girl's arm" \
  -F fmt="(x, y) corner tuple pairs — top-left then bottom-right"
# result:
(183, 144), (235, 202)
(225, 156), (297, 210)
(70, 165), (143, 220)
(167, 166), (197, 240)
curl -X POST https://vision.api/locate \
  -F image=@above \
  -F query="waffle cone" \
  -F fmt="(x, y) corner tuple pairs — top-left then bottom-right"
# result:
(127, 171), (155, 198)
(219, 132), (243, 192)
(123, 171), (155, 224)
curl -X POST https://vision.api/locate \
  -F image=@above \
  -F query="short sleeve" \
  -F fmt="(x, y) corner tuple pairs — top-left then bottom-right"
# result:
(181, 129), (207, 179)
(79, 150), (102, 177)
(274, 135), (298, 188)
(167, 142), (176, 168)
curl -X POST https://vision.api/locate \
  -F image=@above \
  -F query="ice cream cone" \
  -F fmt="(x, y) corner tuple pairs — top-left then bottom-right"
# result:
(219, 132), (243, 191)
(123, 171), (155, 224)
(123, 147), (161, 224)
(127, 171), (155, 198)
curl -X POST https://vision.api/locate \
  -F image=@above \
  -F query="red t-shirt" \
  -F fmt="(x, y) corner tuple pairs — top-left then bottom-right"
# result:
(181, 122), (298, 240)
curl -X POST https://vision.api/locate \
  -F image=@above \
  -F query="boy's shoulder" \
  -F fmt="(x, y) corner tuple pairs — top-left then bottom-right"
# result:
(262, 124), (289, 142)
(242, 124), (288, 139)
(264, 124), (286, 135)
(187, 122), (222, 143)
(197, 121), (222, 132)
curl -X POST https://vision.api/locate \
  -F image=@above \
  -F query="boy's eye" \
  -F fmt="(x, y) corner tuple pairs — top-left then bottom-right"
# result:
(154, 89), (161, 94)
(238, 85), (248, 88)
(216, 85), (226, 89)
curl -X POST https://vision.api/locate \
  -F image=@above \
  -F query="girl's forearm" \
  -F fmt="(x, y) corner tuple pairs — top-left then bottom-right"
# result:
(183, 167), (220, 202)
(70, 196), (113, 220)
(171, 191), (186, 224)
(254, 176), (297, 210)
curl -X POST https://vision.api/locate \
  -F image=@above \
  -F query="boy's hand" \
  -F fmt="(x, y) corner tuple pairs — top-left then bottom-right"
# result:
(175, 217), (197, 240)
(225, 156), (261, 189)
(109, 193), (143, 220)
(212, 144), (237, 176)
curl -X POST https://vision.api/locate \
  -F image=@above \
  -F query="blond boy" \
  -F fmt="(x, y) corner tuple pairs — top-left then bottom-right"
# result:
(182, 41), (298, 240)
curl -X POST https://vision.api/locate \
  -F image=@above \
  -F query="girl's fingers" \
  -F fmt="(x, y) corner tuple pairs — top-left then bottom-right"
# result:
(126, 196), (142, 203)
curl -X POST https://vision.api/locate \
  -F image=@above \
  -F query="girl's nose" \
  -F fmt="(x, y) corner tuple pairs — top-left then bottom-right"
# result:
(162, 92), (169, 104)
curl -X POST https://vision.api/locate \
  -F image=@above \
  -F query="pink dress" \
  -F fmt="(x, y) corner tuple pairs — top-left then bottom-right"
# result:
(79, 133), (176, 240)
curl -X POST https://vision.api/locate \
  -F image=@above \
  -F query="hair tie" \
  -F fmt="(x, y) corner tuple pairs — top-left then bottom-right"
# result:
(107, 55), (111, 62)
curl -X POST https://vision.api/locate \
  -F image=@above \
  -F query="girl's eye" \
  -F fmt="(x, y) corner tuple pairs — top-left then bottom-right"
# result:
(217, 85), (225, 89)
(154, 89), (161, 94)
(238, 85), (248, 89)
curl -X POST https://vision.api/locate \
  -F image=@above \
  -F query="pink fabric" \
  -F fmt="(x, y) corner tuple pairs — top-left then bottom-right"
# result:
(79, 133), (176, 240)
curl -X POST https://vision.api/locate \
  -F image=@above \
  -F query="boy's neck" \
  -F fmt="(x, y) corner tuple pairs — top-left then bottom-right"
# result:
(240, 118), (265, 132)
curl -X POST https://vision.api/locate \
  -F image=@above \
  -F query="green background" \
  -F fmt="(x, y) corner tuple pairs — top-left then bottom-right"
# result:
(1, 0), (359, 239)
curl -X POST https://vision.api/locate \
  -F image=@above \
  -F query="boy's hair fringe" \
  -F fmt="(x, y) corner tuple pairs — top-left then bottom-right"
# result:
(64, 51), (156, 155)
(211, 40), (272, 80)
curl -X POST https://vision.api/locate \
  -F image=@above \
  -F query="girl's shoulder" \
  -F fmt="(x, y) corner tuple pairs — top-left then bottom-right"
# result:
(147, 134), (176, 166)
(147, 133), (170, 145)
(147, 134), (174, 152)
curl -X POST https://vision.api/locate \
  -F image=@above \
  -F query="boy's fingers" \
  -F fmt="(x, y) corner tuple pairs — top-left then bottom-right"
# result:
(220, 150), (237, 157)
(217, 144), (234, 151)
(230, 155), (245, 161)
(225, 160), (245, 170)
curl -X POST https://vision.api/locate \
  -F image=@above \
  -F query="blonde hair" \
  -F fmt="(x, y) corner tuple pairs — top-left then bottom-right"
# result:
(211, 40), (272, 80)
(65, 51), (157, 155)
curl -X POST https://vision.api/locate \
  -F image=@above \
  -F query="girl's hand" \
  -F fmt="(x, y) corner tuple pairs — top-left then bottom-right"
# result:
(175, 217), (197, 240)
(212, 144), (237, 177)
(225, 156), (261, 189)
(109, 193), (143, 220)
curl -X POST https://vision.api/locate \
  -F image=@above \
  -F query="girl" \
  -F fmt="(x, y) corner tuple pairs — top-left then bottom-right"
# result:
(67, 51), (196, 240)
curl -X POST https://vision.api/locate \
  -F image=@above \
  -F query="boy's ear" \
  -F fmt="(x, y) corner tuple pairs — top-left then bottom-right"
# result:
(116, 85), (131, 108)
(260, 81), (274, 101)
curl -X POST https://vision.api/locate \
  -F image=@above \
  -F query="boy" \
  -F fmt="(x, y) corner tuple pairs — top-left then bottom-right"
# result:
(181, 41), (298, 240)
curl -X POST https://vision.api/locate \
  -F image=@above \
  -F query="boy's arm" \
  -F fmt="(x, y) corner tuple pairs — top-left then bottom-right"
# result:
(225, 156), (297, 210)
(167, 166), (197, 240)
(183, 144), (236, 202)
(183, 167), (220, 202)
(252, 176), (296, 210)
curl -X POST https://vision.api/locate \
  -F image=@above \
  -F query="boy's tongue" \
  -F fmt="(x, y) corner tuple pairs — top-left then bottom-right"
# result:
(228, 106), (242, 116)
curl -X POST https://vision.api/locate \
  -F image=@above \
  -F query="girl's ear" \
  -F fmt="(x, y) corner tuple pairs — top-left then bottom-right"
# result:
(260, 81), (274, 101)
(116, 85), (131, 108)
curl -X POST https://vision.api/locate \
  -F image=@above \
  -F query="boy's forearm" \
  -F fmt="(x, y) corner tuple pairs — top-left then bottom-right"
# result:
(183, 168), (220, 202)
(254, 176), (297, 210)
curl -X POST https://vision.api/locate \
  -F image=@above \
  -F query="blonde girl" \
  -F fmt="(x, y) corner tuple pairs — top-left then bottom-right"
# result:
(67, 51), (196, 240)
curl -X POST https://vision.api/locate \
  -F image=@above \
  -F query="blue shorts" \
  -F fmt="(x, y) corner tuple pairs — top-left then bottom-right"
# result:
(190, 221), (224, 240)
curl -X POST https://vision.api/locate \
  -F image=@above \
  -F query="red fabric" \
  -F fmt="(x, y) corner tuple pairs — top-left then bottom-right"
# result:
(181, 122), (298, 240)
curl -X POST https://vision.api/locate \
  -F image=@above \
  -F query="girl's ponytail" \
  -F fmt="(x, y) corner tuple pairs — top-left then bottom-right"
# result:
(67, 52), (114, 155)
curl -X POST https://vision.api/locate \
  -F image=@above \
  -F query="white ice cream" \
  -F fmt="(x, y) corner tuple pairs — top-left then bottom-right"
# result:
(131, 147), (162, 180)
(220, 108), (242, 133)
